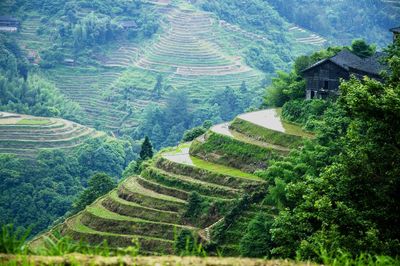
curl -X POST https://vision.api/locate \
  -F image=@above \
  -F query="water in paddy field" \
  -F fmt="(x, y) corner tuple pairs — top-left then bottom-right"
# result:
(238, 109), (285, 133)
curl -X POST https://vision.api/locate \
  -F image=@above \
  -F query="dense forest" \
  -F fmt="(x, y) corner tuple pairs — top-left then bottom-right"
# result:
(0, 136), (138, 236)
(265, 0), (399, 47)
(235, 39), (400, 260)
(199, 0), (399, 47)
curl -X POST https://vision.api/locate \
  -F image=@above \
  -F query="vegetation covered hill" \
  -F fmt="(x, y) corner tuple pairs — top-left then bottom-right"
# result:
(30, 108), (311, 255)
(1, 0), (327, 149)
(0, 112), (139, 236)
(0, 112), (104, 159)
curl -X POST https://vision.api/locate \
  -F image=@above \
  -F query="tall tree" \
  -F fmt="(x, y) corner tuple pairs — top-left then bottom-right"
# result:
(350, 39), (376, 58)
(139, 136), (153, 160)
(72, 173), (116, 213)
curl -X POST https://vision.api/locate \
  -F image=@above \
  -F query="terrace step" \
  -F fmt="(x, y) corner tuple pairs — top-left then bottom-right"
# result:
(142, 166), (240, 199)
(81, 200), (195, 241)
(118, 176), (187, 212)
(62, 215), (174, 253)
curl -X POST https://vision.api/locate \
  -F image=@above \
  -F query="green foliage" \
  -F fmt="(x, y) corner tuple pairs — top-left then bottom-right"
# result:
(174, 229), (207, 257)
(139, 136), (153, 160)
(230, 118), (304, 148)
(182, 120), (213, 142)
(0, 224), (30, 254)
(263, 71), (305, 107)
(249, 42), (400, 260)
(190, 132), (279, 172)
(37, 233), (110, 256)
(0, 136), (133, 237)
(0, 36), (84, 122)
(350, 39), (376, 58)
(239, 213), (273, 258)
(266, 0), (397, 46)
(198, 0), (292, 70)
(317, 248), (400, 266)
(182, 127), (206, 142)
(245, 45), (276, 73)
(282, 99), (331, 131)
(72, 173), (116, 213)
(184, 192), (203, 220)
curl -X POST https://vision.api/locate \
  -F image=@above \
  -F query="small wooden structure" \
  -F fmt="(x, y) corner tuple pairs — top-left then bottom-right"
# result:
(390, 27), (400, 42)
(0, 16), (20, 32)
(302, 50), (384, 99)
(120, 20), (138, 30)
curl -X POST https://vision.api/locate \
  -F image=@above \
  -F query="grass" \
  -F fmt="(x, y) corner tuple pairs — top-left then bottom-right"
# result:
(16, 119), (50, 125)
(276, 109), (314, 138)
(142, 166), (238, 199)
(190, 131), (280, 172)
(190, 156), (261, 181)
(123, 177), (186, 204)
(230, 118), (305, 149)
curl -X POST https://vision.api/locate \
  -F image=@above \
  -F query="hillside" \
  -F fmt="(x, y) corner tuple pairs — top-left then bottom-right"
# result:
(1, 0), (324, 145)
(0, 112), (104, 159)
(30, 108), (312, 255)
(0, 112), (137, 236)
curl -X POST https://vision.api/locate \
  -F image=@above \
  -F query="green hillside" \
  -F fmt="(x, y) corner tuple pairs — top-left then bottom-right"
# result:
(0, 112), (104, 159)
(0, 0), (324, 148)
(0, 112), (138, 236)
(30, 108), (311, 255)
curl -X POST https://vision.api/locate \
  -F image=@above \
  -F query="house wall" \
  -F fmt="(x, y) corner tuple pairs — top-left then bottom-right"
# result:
(304, 61), (349, 99)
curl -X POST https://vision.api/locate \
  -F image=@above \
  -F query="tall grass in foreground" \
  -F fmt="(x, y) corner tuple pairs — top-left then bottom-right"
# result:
(0, 224), (30, 254)
(317, 247), (400, 266)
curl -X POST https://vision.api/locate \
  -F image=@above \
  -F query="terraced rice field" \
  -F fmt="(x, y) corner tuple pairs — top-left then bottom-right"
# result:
(0, 112), (104, 159)
(44, 66), (137, 130)
(33, 109), (312, 255)
(17, 16), (51, 53)
(289, 25), (327, 46)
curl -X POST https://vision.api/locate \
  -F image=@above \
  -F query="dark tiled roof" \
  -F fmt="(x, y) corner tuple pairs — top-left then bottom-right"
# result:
(390, 27), (400, 33)
(303, 50), (385, 76)
(120, 20), (137, 28)
(0, 16), (19, 22)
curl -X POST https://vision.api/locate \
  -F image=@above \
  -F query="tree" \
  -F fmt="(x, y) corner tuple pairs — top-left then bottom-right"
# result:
(240, 213), (273, 258)
(139, 136), (153, 160)
(72, 173), (116, 212)
(152, 74), (163, 99)
(240, 81), (248, 93)
(350, 39), (376, 58)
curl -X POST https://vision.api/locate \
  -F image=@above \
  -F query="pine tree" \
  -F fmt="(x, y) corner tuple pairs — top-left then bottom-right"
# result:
(140, 136), (153, 160)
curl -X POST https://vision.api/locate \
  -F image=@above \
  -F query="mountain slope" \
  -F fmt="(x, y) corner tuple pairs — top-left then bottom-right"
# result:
(2, 0), (323, 138)
(31, 108), (312, 255)
(0, 112), (104, 159)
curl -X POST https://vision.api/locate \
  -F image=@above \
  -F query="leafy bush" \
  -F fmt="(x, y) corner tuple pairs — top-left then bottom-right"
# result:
(0, 224), (30, 254)
(282, 99), (331, 131)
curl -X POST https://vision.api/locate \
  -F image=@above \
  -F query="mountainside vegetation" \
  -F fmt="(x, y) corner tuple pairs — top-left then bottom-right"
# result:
(0, 0), (399, 265)
(0, 112), (138, 236)
(265, 0), (399, 47)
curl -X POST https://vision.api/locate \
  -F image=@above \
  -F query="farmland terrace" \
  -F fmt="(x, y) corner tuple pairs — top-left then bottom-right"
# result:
(30, 109), (313, 255)
(0, 112), (105, 159)
(12, 0), (323, 134)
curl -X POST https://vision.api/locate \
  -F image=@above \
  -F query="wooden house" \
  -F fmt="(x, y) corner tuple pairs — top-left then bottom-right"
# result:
(0, 16), (19, 27)
(302, 50), (384, 99)
(390, 27), (400, 42)
(120, 20), (138, 30)
(0, 16), (20, 32)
